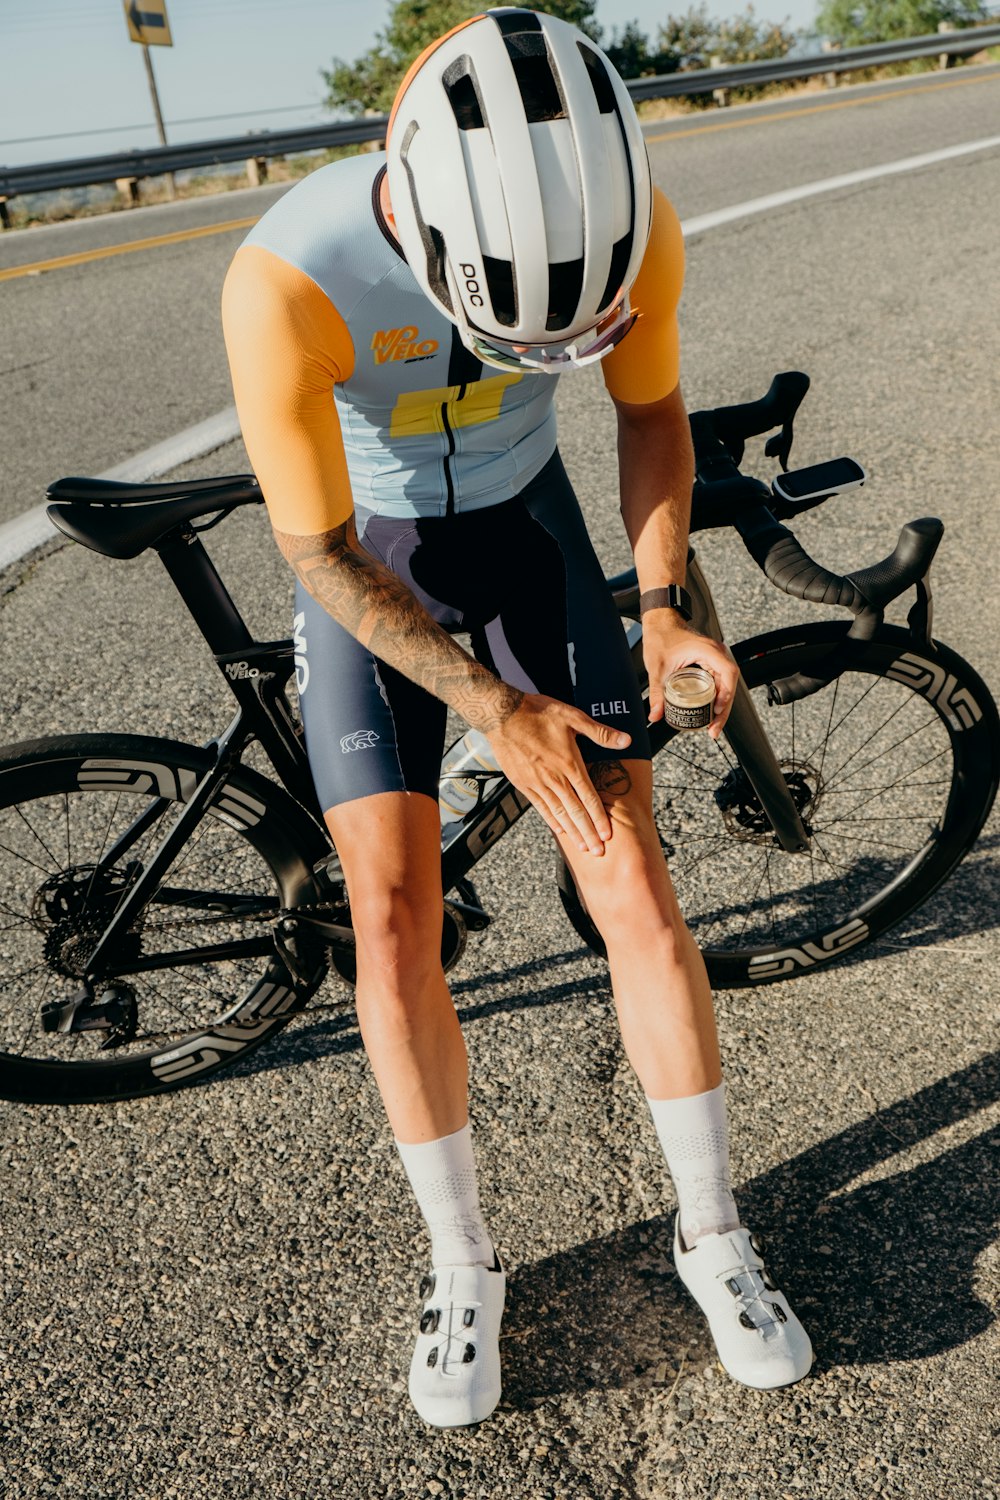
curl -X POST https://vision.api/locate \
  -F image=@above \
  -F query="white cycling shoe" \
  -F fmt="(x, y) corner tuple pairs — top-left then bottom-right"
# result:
(673, 1217), (814, 1389)
(408, 1255), (506, 1427)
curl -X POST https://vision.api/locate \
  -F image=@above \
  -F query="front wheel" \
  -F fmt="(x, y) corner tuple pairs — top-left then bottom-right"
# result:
(0, 734), (329, 1104)
(559, 624), (999, 987)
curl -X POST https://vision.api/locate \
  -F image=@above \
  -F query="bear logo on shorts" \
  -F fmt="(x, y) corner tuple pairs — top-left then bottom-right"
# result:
(340, 729), (381, 753)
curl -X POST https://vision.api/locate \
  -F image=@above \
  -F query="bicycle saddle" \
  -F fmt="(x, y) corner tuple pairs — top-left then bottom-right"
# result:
(45, 474), (263, 560)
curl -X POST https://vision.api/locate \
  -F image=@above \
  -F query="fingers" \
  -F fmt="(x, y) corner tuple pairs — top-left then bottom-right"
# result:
(706, 646), (738, 740)
(489, 696), (629, 855)
(526, 780), (605, 856)
(530, 790), (574, 849)
(568, 709), (632, 755)
(558, 775), (612, 855)
(643, 637), (739, 738)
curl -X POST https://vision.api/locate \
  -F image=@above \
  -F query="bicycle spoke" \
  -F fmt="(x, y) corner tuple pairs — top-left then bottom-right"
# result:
(0, 834), (57, 879)
(0, 895), (33, 924)
(11, 802), (63, 871)
(816, 828), (924, 854)
(735, 857), (772, 943)
(812, 675), (840, 785)
(137, 973), (205, 1030)
(660, 749), (721, 784)
(821, 700), (938, 791)
(806, 830), (858, 877)
(808, 840), (821, 930)
(799, 670), (890, 766)
(763, 851), (778, 947)
(84, 793), (125, 907)
(821, 747), (953, 828)
(822, 777), (952, 794)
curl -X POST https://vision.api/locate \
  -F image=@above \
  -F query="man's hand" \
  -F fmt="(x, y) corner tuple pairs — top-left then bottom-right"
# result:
(643, 613), (738, 740)
(486, 694), (631, 856)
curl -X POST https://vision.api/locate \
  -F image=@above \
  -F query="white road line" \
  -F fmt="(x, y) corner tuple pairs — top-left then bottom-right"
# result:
(2, 131), (998, 575)
(681, 134), (1000, 237)
(0, 406), (239, 573)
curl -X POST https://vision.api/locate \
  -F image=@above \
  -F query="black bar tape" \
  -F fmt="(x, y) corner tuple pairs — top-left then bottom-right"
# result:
(735, 511), (865, 612)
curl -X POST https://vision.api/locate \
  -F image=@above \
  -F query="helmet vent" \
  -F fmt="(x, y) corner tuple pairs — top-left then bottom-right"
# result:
(399, 120), (453, 314)
(598, 234), (632, 316)
(496, 28), (565, 123)
(510, 47), (566, 123)
(492, 9), (542, 37)
(443, 59), (486, 131)
(426, 224), (453, 315)
(578, 43), (616, 114)
(482, 255), (517, 327)
(547, 258), (584, 332)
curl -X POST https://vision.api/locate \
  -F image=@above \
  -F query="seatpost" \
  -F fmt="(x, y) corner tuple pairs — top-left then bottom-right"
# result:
(156, 528), (255, 655)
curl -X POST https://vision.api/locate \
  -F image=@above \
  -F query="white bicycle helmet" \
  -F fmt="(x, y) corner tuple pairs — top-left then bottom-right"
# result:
(385, 7), (652, 373)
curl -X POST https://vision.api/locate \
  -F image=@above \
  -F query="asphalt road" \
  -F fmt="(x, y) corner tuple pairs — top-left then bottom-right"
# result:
(0, 66), (998, 1500)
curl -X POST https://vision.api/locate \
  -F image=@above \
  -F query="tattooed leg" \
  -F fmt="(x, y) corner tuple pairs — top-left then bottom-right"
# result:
(587, 758), (633, 806)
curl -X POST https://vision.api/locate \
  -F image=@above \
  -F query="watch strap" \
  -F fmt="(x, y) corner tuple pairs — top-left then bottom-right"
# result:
(639, 584), (692, 620)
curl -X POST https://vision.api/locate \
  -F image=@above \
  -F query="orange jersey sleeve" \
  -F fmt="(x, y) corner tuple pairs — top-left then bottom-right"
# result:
(221, 244), (357, 535)
(601, 187), (684, 406)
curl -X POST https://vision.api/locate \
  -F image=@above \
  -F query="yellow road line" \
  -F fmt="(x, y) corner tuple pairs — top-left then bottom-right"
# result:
(3, 68), (996, 282)
(645, 68), (1000, 143)
(0, 214), (259, 283)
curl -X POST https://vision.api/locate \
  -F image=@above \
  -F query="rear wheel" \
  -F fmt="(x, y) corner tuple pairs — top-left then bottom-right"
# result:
(559, 625), (999, 987)
(0, 734), (327, 1103)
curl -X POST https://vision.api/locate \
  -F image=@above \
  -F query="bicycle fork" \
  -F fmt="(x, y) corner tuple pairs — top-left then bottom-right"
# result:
(687, 552), (810, 854)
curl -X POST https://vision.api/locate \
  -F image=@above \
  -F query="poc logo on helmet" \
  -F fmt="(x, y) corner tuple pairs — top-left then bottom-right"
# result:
(460, 263), (484, 308)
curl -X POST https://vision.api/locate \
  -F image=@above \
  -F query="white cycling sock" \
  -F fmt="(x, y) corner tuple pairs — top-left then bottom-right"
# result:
(394, 1123), (495, 1269)
(646, 1081), (741, 1247)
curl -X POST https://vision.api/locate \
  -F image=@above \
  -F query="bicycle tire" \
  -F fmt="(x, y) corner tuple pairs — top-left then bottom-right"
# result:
(0, 733), (329, 1105)
(558, 623), (999, 987)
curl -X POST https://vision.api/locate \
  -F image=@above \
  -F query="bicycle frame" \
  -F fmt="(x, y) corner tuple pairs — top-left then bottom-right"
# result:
(686, 553), (811, 855)
(79, 517), (811, 987)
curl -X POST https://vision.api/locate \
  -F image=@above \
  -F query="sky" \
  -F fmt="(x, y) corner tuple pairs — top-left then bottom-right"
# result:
(0, 0), (820, 168)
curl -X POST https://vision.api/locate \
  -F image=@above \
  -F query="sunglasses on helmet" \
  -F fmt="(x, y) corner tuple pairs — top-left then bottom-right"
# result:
(447, 269), (639, 374)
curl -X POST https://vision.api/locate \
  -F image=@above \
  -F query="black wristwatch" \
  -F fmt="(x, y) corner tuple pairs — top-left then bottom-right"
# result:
(638, 584), (692, 621)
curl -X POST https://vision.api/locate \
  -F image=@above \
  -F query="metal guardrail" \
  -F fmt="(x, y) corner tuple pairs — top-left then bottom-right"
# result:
(627, 22), (1000, 100)
(1, 24), (998, 220)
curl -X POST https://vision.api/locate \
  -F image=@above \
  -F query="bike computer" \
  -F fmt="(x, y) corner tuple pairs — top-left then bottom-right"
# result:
(772, 457), (866, 505)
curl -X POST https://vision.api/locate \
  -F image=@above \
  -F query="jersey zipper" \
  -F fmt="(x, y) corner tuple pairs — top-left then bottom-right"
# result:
(441, 384), (466, 517)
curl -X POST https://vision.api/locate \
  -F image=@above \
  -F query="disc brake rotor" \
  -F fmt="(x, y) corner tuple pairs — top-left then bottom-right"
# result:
(714, 761), (821, 845)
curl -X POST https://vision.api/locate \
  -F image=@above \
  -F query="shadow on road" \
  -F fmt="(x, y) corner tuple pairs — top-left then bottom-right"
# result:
(501, 1049), (999, 1404)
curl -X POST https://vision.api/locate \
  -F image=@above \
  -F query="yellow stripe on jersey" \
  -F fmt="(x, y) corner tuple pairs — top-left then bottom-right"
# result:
(389, 372), (523, 439)
(602, 187), (684, 407)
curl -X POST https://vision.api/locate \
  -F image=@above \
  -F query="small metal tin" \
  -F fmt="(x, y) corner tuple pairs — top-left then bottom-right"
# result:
(663, 666), (715, 731)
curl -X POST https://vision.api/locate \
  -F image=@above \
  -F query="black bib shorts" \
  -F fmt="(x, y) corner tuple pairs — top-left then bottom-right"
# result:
(294, 450), (650, 814)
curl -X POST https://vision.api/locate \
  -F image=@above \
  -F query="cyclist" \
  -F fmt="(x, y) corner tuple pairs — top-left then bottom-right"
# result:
(222, 7), (812, 1426)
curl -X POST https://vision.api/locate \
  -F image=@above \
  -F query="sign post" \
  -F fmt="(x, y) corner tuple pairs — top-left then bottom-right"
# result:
(122, 1), (174, 197)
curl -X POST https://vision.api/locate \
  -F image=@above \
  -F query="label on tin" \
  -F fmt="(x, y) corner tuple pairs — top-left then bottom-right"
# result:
(663, 699), (712, 730)
(663, 666), (714, 731)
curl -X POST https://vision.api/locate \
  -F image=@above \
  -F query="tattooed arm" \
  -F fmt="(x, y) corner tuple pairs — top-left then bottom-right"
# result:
(275, 517), (523, 733)
(274, 518), (630, 855)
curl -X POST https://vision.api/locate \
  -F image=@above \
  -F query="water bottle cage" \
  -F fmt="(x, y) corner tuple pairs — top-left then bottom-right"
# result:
(440, 769), (498, 812)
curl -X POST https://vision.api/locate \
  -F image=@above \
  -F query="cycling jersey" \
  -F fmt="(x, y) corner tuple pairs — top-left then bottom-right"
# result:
(222, 152), (684, 535)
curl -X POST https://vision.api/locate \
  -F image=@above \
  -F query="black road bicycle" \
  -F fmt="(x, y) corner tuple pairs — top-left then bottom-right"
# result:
(1, 373), (996, 1105)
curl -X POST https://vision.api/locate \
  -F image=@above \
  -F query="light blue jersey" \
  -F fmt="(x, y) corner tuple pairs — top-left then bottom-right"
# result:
(238, 153), (559, 518)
